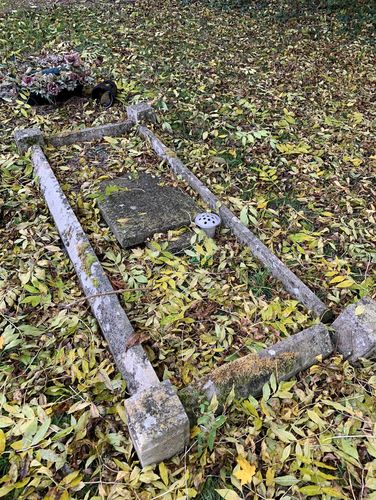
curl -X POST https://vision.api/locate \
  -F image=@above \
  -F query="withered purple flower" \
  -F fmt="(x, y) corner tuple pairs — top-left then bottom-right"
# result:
(47, 82), (60, 96)
(63, 52), (81, 67)
(22, 75), (34, 86)
(16, 51), (93, 102)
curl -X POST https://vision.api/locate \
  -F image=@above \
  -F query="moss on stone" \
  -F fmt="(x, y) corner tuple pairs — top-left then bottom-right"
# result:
(210, 352), (296, 388)
(179, 352), (298, 422)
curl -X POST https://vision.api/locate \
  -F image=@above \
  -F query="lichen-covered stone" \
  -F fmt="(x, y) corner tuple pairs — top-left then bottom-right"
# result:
(30, 145), (159, 394)
(127, 102), (156, 124)
(98, 172), (199, 248)
(14, 127), (44, 154)
(180, 323), (333, 422)
(125, 381), (190, 467)
(47, 119), (134, 147)
(332, 296), (376, 362)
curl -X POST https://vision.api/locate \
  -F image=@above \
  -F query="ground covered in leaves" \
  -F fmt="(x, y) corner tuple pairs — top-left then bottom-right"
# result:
(0, 0), (375, 498)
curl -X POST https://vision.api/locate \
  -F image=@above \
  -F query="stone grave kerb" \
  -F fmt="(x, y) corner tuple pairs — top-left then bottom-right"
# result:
(14, 104), (190, 467)
(14, 102), (376, 469)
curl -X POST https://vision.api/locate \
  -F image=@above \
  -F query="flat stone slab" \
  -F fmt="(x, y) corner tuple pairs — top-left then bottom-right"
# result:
(125, 380), (190, 467)
(332, 296), (376, 362)
(98, 172), (199, 248)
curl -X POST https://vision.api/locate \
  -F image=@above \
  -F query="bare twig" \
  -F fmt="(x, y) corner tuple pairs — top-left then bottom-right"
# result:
(58, 287), (136, 310)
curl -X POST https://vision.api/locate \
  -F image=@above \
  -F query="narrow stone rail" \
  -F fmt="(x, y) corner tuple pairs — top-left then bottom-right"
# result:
(47, 119), (134, 148)
(44, 103), (155, 148)
(26, 142), (189, 467)
(139, 126), (331, 321)
(180, 323), (333, 421)
(31, 145), (159, 393)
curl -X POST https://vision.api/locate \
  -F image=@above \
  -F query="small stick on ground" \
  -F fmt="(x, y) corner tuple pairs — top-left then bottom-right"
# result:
(58, 287), (136, 310)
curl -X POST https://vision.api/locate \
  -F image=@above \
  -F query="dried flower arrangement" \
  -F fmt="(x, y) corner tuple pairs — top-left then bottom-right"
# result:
(14, 52), (93, 104)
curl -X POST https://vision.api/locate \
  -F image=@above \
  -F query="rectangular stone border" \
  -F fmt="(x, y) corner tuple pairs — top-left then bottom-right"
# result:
(16, 107), (329, 320)
(14, 104), (354, 469)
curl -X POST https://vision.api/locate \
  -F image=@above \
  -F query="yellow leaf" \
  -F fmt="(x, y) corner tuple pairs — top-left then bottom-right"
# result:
(266, 467), (275, 486)
(61, 471), (80, 485)
(352, 111), (363, 124)
(11, 439), (23, 451)
(0, 429), (5, 454)
(355, 305), (365, 316)
(191, 426), (200, 438)
(329, 275), (346, 284)
(139, 471), (160, 483)
(104, 136), (119, 145)
(0, 485), (14, 497)
(159, 462), (169, 486)
(257, 200), (268, 209)
(337, 279), (354, 288)
(233, 456), (256, 486)
(216, 489), (241, 500)
(349, 158), (363, 167)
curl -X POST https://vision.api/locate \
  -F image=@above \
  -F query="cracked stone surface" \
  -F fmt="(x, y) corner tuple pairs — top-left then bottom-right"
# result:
(125, 380), (190, 467)
(98, 172), (199, 248)
(332, 296), (376, 362)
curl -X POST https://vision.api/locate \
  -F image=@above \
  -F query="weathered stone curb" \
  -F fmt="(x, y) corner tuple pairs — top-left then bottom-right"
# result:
(26, 144), (190, 466)
(138, 125), (331, 321)
(14, 127), (44, 154)
(127, 102), (157, 124)
(14, 102), (155, 150)
(47, 119), (134, 148)
(332, 296), (376, 362)
(30, 145), (159, 394)
(180, 323), (333, 421)
(45, 103), (154, 148)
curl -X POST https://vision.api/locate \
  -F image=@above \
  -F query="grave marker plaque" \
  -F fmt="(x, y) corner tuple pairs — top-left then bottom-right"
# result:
(98, 172), (199, 248)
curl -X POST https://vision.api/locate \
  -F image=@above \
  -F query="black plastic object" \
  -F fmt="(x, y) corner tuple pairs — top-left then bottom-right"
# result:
(91, 80), (117, 109)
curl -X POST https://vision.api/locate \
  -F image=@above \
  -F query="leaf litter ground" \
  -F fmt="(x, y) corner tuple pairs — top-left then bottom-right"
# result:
(0, 0), (375, 498)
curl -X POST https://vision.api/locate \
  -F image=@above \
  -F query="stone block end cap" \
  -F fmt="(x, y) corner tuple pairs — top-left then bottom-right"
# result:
(14, 127), (44, 154)
(332, 296), (376, 362)
(127, 102), (156, 124)
(125, 380), (190, 467)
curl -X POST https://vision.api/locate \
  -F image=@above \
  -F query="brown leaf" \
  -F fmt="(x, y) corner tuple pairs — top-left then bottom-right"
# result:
(189, 301), (218, 320)
(125, 331), (149, 351)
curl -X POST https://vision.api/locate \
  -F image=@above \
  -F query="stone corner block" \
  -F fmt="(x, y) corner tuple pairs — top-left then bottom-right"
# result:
(14, 127), (44, 154)
(332, 296), (376, 362)
(127, 102), (156, 124)
(124, 380), (190, 467)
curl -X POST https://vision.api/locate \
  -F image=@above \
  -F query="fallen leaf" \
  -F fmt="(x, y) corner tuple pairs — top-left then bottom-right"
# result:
(125, 331), (149, 351)
(233, 456), (256, 485)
